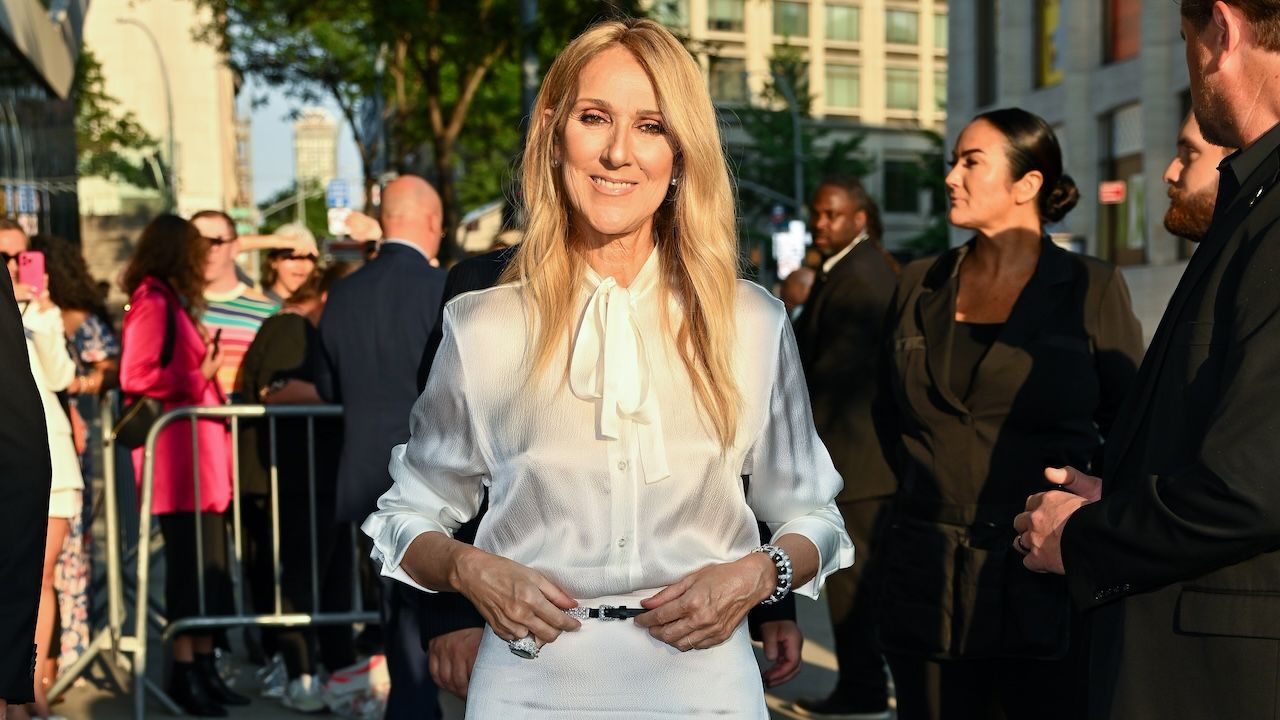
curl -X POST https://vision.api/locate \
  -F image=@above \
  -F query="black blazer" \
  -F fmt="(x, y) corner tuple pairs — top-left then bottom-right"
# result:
(417, 249), (797, 645)
(0, 272), (51, 703)
(877, 238), (1142, 660)
(793, 239), (899, 501)
(1061, 127), (1280, 719)
(317, 242), (446, 522)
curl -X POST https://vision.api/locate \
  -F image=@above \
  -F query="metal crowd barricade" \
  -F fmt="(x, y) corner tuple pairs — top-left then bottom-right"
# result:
(49, 396), (381, 719)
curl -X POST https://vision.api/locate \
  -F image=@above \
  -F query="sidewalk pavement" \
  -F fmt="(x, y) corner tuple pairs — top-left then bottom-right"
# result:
(57, 590), (856, 719)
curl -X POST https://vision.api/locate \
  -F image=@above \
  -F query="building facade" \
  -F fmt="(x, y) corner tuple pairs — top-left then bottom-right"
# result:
(79, 0), (243, 217)
(652, 0), (949, 250)
(947, 0), (1187, 268)
(293, 107), (338, 187)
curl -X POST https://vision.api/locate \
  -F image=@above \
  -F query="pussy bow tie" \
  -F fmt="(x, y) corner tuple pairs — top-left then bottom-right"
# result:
(569, 276), (671, 484)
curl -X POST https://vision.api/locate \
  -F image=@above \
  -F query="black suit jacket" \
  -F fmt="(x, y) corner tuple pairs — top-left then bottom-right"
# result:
(317, 242), (446, 522)
(876, 238), (1142, 659)
(1061, 123), (1280, 719)
(417, 250), (797, 645)
(0, 272), (51, 703)
(793, 239), (898, 501)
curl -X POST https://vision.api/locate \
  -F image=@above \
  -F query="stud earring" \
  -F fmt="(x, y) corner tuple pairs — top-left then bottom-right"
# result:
(552, 157), (560, 168)
(670, 176), (679, 186)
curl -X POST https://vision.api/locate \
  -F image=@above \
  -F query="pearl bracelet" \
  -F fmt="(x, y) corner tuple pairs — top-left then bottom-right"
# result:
(753, 544), (793, 605)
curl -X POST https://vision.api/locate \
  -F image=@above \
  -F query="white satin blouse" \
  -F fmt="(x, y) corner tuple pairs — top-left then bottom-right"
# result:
(362, 250), (853, 600)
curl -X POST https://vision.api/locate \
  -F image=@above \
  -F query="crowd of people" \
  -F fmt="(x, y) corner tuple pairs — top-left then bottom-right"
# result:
(0, 3), (1278, 719)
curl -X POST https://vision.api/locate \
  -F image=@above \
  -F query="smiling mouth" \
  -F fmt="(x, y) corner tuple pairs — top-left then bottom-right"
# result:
(592, 176), (637, 190)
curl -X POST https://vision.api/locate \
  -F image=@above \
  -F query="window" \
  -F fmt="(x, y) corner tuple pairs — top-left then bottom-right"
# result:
(1105, 0), (1141, 63)
(1036, 0), (1065, 87)
(886, 67), (920, 110)
(651, 0), (689, 30)
(709, 57), (748, 103)
(708, 0), (745, 32)
(884, 159), (921, 213)
(825, 64), (860, 108)
(773, 1), (809, 37)
(976, 0), (997, 106)
(826, 4), (860, 42)
(934, 72), (947, 111)
(885, 9), (919, 44)
(934, 13), (948, 50)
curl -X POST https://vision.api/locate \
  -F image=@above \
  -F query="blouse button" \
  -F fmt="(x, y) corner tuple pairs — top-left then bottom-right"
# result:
(617, 461), (628, 471)
(617, 537), (627, 547)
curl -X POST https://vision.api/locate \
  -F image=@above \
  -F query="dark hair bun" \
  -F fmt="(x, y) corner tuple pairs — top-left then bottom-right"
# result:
(1042, 174), (1079, 223)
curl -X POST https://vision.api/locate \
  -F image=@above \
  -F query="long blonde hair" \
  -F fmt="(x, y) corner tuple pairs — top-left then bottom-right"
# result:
(504, 18), (741, 449)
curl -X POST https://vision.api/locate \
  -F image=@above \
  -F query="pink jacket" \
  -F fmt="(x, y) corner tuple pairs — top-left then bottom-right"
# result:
(120, 276), (231, 514)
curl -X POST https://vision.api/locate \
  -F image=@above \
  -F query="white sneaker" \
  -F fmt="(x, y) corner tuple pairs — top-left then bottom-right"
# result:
(257, 653), (288, 699)
(281, 674), (327, 714)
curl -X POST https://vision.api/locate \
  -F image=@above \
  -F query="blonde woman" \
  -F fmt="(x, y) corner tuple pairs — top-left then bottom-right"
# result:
(363, 19), (851, 718)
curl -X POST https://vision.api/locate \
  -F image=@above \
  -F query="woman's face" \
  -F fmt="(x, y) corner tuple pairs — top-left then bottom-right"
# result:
(945, 120), (1029, 233)
(559, 46), (675, 245)
(272, 254), (315, 296)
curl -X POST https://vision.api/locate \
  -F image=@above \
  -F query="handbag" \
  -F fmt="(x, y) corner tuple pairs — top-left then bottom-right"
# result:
(113, 295), (177, 449)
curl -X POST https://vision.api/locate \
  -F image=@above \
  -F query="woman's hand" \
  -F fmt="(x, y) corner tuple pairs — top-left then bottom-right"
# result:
(200, 341), (224, 381)
(452, 548), (582, 648)
(635, 552), (776, 652)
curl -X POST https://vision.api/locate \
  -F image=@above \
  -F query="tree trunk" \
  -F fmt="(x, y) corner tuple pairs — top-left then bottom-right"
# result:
(432, 140), (461, 264)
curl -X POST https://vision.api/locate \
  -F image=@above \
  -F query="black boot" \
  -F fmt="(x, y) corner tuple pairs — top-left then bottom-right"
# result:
(195, 653), (251, 706)
(168, 661), (227, 717)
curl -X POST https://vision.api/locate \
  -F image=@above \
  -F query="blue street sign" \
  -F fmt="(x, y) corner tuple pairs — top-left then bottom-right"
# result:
(17, 185), (36, 214)
(326, 179), (350, 209)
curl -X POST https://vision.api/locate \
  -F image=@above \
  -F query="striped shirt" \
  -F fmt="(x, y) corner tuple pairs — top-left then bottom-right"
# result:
(203, 283), (278, 401)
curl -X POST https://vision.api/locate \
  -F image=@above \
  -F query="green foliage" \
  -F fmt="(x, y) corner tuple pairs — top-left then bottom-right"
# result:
(257, 179), (329, 239)
(734, 44), (873, 217)
(902, 129), (950, 257)
(73, 49), (161, 188)
(197, 0), (644, 259)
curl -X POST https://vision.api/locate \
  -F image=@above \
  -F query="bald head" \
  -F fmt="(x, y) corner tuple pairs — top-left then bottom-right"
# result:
(380, 175), (443, 257)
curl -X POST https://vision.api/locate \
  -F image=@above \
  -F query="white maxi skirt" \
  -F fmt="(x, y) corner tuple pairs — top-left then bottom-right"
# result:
(464, 589), (768, 719)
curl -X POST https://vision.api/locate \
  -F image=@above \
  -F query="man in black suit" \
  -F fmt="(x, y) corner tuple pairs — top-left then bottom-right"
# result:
(1017, 4), (1280, 718)
(318, 175), (447, 720)
(1163, 112), (1235, 245)
(0, 265), (51, 717)
(791, 176), (898, 720)
(416, 246), (806, 701)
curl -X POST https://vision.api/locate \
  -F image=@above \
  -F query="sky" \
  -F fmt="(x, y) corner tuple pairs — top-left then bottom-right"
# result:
(240, 78), (366, 209)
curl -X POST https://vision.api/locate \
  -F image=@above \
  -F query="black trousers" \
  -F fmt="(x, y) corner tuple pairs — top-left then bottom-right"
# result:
(242, 494), (357, 677)
(824, 496), (892, 705)
(158, 511), (233, 624)
(887, 621), (1090, 720)
(379, 575), (439, 720)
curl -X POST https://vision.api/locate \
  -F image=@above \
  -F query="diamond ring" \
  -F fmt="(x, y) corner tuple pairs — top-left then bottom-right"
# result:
(507, 635), (539, 659)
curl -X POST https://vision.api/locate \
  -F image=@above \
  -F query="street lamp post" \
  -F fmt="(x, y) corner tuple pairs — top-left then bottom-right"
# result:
(117, 18), (176, 211)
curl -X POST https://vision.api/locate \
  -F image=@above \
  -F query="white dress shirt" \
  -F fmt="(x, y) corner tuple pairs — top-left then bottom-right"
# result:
(363, 250), (853, 600)
(821, 230), (869, 275)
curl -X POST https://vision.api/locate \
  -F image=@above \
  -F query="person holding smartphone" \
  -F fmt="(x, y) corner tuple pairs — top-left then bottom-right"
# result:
(0, 219), (83, 720)
(118, 215), (241, 716)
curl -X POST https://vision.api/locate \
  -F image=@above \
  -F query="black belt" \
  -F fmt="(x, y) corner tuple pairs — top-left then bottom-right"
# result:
(564, 604), (649, 621)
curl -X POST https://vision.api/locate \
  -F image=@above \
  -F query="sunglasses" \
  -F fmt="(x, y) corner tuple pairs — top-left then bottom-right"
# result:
(201, 235), (234, 246)
(271, 253), (318, 262)
(0, 251), (17, 265)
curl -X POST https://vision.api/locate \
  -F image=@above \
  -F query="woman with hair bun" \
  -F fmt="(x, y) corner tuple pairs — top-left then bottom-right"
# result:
(874, 107), (1144, 719)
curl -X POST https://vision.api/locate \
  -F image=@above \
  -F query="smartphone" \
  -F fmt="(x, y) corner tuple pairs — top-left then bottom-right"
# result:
(211, 328), (223, 354)
(17, 250), (44, 295)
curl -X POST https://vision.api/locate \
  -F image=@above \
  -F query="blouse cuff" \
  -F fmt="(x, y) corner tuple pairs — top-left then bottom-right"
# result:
(361, 513), (452, 595)
(770, 515), (855, 599)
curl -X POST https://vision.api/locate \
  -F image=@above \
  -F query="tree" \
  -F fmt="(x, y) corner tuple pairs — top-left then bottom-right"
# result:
(902, 130), (950, 257)
(257, 180), (328, 239)
(733, 44), (872, 279)
(73, 48), (162, 190)
(199, 0), (643, 262)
